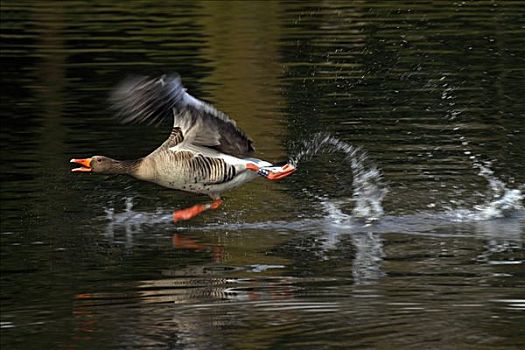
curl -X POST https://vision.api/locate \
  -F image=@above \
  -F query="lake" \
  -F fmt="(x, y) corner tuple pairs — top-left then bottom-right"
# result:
(1, 1), (524, 349)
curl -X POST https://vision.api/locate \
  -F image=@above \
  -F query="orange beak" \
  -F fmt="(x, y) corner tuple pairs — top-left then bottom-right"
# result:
(70, 158), (93, 172)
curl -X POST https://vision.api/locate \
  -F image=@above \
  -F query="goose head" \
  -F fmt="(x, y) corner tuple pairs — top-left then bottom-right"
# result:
(70, 155), (120, 174)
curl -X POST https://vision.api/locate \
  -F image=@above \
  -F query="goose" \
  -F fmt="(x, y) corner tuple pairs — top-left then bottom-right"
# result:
(70, 74), (295, 222)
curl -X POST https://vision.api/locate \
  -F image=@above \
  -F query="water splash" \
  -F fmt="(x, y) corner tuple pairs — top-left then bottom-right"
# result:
(450, 162), (524, 221)
(432, 75), (524, 222)
(104, 197), (171, 225)
(289, 133), (388, 221)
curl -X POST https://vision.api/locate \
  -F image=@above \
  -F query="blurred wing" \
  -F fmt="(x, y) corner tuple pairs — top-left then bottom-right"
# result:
(110, 74), (255, 157)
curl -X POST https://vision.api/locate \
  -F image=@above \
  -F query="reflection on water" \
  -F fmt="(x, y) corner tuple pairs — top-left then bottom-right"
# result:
(2, 1), (525, 349)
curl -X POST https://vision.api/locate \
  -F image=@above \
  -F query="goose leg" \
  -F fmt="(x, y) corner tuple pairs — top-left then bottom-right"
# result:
(246, 163), (296, 181)
(173, 198), (223, 223)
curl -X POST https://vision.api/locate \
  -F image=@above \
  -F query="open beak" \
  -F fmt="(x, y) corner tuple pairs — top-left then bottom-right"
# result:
(70, 158), (93, 172)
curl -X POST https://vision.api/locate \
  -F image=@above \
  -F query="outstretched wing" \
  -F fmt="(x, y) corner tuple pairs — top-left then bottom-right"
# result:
(110, 74), (255, 157)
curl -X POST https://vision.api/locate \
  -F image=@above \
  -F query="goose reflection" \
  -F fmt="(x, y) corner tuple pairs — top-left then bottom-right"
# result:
(72, 233), (299, 348)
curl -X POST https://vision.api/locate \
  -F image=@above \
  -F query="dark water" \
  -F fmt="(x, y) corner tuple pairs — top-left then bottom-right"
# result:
(2, 1), (525, 349)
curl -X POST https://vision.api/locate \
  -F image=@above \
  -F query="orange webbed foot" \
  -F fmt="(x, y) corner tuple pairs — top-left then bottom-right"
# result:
(173, 198), (223, 223)
(247, 163), (296, 181)
(265, 164), (296, 181)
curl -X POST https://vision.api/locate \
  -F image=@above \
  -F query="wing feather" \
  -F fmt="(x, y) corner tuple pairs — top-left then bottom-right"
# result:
(110, 74), (255, 157)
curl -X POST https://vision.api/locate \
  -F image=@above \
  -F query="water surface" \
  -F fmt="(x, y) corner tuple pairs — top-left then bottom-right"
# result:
(1, 1), (524, 349)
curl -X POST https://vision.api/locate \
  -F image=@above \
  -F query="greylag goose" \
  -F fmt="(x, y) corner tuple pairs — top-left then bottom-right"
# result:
(70, 74), (295, 222)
